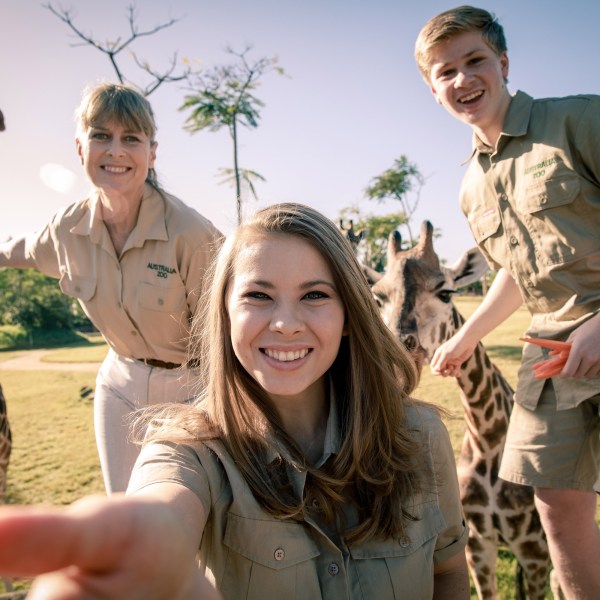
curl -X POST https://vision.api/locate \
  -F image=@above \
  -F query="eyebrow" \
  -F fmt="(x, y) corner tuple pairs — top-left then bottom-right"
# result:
(433, 48), (483, 73)
(250, 279), (336, 290)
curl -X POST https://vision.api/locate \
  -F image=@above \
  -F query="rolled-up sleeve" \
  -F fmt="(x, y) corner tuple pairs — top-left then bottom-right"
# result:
(127, 441), (212, 518)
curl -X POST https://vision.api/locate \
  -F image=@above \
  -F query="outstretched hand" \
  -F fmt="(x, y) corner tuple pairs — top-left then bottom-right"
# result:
(0, 492), (220, 600)
(430, 333), (477, 378)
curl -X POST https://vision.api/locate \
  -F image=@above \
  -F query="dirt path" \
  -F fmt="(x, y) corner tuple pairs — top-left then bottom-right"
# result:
(0, 349), (100, 372)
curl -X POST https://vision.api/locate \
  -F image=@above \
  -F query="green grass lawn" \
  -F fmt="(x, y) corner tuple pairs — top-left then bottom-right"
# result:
(0, 307), (596, 597)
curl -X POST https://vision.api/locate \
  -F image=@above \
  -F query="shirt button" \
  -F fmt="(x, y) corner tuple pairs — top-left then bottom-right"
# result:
(500, 194), (508, 202)
(157, 298), (164, 306)
(74, 285), (81, 292)
(510, 236), (518, 245)
(274, 548), (285, 561)
(399, 535), (411, 548)
(328, 562), (340, 576)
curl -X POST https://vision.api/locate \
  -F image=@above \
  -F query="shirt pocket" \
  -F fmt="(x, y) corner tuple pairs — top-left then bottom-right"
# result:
(467, 205), (502, 246)
(59, 272), (96, 302)
(516, 174), (595, 265)
(138, 281), (186, 313)
(220, 513), (322, 600)
(350, 502), (445, 600)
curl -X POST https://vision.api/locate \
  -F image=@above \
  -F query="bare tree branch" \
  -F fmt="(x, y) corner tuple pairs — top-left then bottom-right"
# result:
(44, 2), (194, 95)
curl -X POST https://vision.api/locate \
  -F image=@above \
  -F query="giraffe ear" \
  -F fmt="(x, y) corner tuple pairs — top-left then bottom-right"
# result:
(448, 247), (489, 288)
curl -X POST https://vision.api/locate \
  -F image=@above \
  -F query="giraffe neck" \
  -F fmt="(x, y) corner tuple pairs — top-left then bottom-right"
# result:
(447, 307), (513, 456)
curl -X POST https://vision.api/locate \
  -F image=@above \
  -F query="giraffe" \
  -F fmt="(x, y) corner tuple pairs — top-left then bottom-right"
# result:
(0, 384), (11, 501)
(0, 383), (13, 594)
(360, 220), (559, 600)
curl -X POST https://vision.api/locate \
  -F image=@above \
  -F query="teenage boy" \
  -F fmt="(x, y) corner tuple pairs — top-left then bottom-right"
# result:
(415, 6), (600, 599)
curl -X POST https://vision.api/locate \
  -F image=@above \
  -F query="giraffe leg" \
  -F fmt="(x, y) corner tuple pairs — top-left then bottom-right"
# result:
(509, 548), (550, 600)
(466, 534), (498, 600)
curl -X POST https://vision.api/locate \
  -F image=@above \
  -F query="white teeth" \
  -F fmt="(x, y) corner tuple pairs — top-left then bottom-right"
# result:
(459, 90), (483, 103)
(265, 348), (309, 362)
(103, 166), (128, 173)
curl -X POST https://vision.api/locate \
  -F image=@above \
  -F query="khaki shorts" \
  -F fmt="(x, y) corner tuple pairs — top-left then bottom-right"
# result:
(499, 381), (600, 492)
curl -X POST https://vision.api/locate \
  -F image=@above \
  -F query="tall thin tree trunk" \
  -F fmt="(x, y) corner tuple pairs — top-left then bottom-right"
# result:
(232, 117), (242, 224)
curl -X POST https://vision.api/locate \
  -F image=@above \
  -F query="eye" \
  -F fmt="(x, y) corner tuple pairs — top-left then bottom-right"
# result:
(437, 290), (454, 304)
(246, 291), (271, 300)
(372, 292), (387, 308)
(124, 135), (143, 143)
(90, 132), (109, 140)
(303, 290), (330, 301)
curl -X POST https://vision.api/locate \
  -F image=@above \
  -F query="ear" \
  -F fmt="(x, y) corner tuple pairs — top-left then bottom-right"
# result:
(448, 247), (489, 288)
(500, 51), (509, 80)
(149, 141), (158, 168)
(360, 263), (383, 286)
(430, 85), (442, 105)
(75, 137), (84, 165)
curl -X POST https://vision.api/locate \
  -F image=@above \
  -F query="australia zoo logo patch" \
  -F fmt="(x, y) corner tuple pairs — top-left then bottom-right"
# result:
(147, 262), (176, 279)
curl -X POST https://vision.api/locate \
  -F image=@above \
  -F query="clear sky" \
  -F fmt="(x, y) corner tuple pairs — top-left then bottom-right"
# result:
(2, 0), (599, 263)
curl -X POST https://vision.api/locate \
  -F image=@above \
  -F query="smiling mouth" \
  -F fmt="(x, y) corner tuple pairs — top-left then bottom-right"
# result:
(458, 90), (484, 104)
(263, 348), (311, 362)
(102, 165), (130, 173)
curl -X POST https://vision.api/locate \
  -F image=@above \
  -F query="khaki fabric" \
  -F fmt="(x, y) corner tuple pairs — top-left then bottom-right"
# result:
(460, 90), (600, 409)
(499, 381), (600, 492)
(25, 186), (222, 364)
(129, 402), (468, 600)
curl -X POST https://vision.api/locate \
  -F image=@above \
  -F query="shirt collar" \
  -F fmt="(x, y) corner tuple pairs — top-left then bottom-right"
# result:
(265, 378), (341, 467)
(468, 90), (533, 158)
(70, 185), (168, 247)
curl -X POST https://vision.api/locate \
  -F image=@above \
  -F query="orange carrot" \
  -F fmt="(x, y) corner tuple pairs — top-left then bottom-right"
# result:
(520, 337), (572, 351)
(520, 337), (572, 379)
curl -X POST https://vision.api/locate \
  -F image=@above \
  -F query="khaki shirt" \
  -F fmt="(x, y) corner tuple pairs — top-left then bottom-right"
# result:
(129, 401), (468, 600)
(26, 187), (222, 364)
(460, 90), (600, 408)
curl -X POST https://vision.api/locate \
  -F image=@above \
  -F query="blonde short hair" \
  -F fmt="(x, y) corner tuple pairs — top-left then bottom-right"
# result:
(415, 5), (507, 83)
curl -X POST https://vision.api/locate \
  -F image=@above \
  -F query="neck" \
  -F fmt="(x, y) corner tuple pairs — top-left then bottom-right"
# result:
(99, 185), (146, 232)
(275, 384), (329, 464)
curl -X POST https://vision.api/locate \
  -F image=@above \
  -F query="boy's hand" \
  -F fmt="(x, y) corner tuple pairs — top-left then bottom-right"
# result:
(563, 312), (600, 378)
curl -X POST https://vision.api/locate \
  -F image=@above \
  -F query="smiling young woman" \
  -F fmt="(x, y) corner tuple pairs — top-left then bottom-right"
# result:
(0, 203), (469, 599)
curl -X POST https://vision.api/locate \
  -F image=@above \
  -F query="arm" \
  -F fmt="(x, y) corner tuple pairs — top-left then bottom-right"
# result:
(430, 268), (523, 377)
(0, 234), (36, 269)
(433, 551), (470, 600)
(0, 485), (220, 600)
(562, 310), (600, 378)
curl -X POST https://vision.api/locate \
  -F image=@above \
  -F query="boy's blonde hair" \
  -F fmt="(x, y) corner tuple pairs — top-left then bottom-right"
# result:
(415, 5), (507, 83)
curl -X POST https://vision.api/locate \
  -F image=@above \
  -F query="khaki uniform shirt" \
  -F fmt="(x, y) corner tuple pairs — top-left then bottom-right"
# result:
(25, 187), (222, 364)
(460, 90), (600, 409)
(129, 401), (468, 600)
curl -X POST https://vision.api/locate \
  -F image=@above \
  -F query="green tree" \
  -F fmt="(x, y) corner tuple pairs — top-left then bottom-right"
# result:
(339, 206), (406, 272)
(0, 269), (90, 331)
(180, 46), (284, 223)
(364, 155), (425, 246)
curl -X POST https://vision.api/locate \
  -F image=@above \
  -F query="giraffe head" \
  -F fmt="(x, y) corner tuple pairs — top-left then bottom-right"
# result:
(366, 221), (488, 367)
(338, 219), (365, 251)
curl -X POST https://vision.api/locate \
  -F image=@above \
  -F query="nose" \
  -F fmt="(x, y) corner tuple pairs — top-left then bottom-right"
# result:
(454, 68), (472, 88)
(106, 138), (124, 157)
(269, 302), (304, 335)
